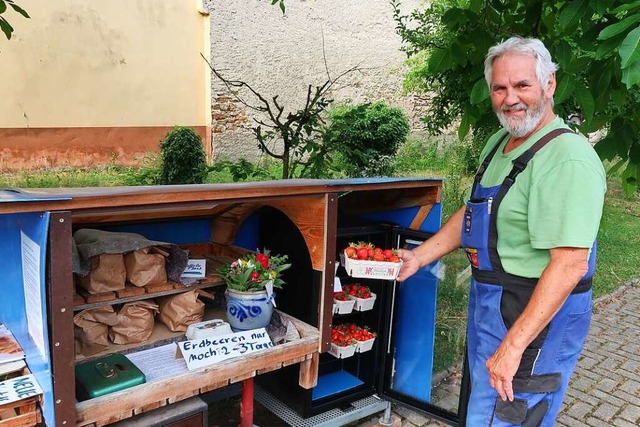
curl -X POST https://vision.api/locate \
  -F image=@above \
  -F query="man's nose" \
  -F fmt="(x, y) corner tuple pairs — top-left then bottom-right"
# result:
(504, 88), (520, 105)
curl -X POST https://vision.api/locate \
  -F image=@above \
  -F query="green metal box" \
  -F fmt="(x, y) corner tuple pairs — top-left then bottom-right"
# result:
(75, 353), (146, 401)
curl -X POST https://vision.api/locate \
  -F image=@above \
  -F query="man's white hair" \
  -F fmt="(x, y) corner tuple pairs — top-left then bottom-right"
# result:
(484, 36), (558, 90)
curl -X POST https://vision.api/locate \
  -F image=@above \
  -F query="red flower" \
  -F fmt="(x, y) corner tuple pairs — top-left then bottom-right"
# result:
(255, 253), (269, 269)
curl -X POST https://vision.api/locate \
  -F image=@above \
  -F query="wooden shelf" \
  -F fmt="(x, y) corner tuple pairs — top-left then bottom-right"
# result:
(75, 311), (320, 427)
(73, 279), (224, 312)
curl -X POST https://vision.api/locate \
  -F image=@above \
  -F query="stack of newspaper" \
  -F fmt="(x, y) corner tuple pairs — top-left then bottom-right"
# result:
(0, 323), (26, 377)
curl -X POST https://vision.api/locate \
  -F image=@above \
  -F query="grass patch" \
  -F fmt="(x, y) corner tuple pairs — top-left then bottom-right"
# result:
(594, 180), (640, 298)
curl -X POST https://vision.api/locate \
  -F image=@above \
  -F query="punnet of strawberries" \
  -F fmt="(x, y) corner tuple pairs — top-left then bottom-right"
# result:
(344, 242), (400, 262)
(333, 290), (349, 301)
(343, 283), (373, 299)
(332, 323), (376, 344)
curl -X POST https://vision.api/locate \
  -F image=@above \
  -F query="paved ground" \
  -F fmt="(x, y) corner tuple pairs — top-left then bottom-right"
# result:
(356, 279), (640, 427)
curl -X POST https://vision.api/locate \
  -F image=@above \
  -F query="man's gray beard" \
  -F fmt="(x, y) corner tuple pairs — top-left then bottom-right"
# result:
(496, 100), (546, 138)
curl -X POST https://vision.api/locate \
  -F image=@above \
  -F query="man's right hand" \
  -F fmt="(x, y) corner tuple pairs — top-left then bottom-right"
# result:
(395, 248), (422, 281)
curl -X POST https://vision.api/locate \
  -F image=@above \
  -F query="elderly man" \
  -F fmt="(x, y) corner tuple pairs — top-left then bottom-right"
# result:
(397, 36), (606, 426)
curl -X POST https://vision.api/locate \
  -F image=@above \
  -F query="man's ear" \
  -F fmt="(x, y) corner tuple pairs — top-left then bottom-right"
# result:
(546, 72), (557, 97)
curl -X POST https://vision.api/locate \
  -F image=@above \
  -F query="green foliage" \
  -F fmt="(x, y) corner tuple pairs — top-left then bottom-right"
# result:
(209, 158), (277, 183)
(0, 0), (29, 40)
(158, 127), (207, 185)
(393, 0), (640, 194)
(325, 101), (410, 177)
(122, 152), (162, 186)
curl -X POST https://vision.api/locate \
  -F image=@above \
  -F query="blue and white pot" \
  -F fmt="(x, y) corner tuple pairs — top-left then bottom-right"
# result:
(224, 288), (274, 332)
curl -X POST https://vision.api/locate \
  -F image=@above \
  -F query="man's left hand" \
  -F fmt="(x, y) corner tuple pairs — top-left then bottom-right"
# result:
(486, 343), (523, 402)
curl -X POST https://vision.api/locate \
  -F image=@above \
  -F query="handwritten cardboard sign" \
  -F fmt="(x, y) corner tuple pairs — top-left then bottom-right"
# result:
(0, 374), (43, 405)
(181, 259), (206, 279)
(177, 328), (273, 370)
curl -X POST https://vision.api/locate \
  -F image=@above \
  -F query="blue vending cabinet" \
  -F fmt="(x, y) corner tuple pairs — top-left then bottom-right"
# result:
(255, 178), (470, 426)
(0, 190), (73, 427)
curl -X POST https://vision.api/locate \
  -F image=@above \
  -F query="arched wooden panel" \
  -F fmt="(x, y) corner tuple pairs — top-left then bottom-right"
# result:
(210, 195), (329, 272)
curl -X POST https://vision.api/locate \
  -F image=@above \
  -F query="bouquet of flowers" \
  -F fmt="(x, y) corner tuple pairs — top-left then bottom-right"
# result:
(216, 249), (291, 292)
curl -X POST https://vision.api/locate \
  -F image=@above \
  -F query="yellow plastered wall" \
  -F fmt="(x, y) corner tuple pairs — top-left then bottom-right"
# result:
(0, 0), (211, 128)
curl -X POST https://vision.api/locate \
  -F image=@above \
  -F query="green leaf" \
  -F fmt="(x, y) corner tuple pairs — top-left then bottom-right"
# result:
(606, 157), (627, 177)
(593, 0), (609, 15)
(279, 1), (285, 14)
(441, 8), (464, 29)
(554, 74), (577, 104)
(8, 2), (28, 18)
(579, 115), (611, 133)
(0, 2), (6, 14)
(428, 48), (453, 74)
(611, 1), (640, 14)
(458, 109), (471, 141)
(555, 40), (572, 70)
(469, 0), (483, 14)
(611, 89), (627, 108)
(0, 16), (13, 40)
(470, 78), (489, 104)
(621, 160), (640, 196)
(558, 0), (587, 31)
(574, 84), (595, 121)
(621, 57), (640, 88)
(598, 14), (640, 41)
(619, 26), (640, 68)
(595, 32), (626, 59)
(590, 62), (612, 95)
(564, 57), (592, 73)
(594, 137), (614, 161)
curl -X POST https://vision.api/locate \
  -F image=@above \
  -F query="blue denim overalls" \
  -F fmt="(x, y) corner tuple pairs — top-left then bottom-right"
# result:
(461, 128), (596, 426)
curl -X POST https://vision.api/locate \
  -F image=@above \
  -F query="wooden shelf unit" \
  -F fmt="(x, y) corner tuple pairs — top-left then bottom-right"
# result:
(0, 178), (443, 426)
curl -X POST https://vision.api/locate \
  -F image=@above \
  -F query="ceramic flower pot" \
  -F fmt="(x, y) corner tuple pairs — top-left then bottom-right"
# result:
(224, 288), (274, 332)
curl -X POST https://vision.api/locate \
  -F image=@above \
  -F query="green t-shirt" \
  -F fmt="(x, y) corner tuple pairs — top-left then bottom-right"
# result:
(473, 116), (606, 278)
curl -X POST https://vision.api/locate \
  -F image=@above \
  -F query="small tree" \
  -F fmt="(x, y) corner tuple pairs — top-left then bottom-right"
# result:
(204, 54), (360, 179)
(325, 101), (410, 177)
(159, 127), (207, 185)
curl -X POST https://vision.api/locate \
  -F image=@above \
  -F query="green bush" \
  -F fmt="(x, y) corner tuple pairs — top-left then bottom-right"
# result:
(159, 127), (207, 185)
(325, 101), (410, 177)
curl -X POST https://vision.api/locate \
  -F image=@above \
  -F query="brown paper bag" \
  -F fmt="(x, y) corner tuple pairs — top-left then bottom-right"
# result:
(156, 290), (209, 332)
(73, 306), (119, 347)
(109, 301), (159, 344)
(76, 253), (126, 294)
(124, 247), (168, 287)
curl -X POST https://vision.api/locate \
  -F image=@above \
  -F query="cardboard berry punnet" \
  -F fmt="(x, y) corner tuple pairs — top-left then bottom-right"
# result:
(341, 242), (402, 280)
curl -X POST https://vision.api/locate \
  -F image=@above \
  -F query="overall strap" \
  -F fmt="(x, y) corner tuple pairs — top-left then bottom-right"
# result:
(470, 132), (508, 197)
(488, 128), (574, 273)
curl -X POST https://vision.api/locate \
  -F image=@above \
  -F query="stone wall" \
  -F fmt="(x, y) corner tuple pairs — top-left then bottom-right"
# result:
(206, 0), (427, 162)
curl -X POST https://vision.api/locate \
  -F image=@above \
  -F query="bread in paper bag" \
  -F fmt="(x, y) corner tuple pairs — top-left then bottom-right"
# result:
(74, 306), (119, 347)
(109, 301), (159, 344)
(156, 290), (214, 332)
(76, 253), (126, 294)
(124, 246), (168, 287)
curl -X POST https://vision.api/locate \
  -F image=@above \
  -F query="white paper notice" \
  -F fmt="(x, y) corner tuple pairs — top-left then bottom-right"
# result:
(20, 232), (46, 358)
(0, 374), (43, 405)
(333, 261), (342, 292)
(178, 328), (273, 371)
(126, 344), (188, 383)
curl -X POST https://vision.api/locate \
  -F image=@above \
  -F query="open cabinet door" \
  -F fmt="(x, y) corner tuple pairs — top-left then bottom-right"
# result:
(380, 229), (470, 426)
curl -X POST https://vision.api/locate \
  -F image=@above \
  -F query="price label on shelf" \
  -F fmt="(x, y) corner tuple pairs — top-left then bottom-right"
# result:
(177, 328), (273, 371)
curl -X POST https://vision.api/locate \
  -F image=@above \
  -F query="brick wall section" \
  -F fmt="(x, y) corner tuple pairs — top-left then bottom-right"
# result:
(211, 92), (250, 134)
